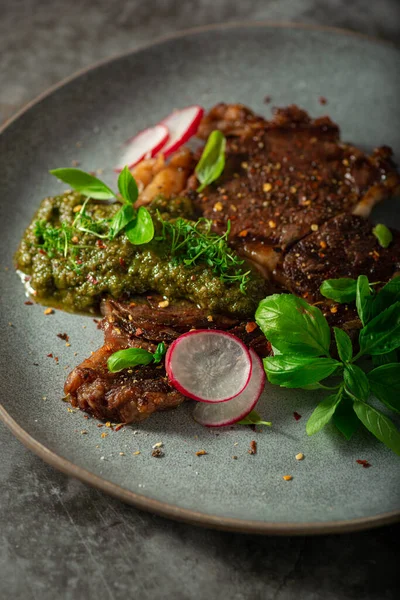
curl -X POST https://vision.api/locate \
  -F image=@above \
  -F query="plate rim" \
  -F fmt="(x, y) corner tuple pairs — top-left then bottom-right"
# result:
(1, 21), (399, 535)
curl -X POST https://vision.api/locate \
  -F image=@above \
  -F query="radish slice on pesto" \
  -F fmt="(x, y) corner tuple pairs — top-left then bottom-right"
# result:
(114, 124), (169, 171)
(158, 105), (204, 158)
(193, 349), (266, 427)
(165, 330), (252, 402)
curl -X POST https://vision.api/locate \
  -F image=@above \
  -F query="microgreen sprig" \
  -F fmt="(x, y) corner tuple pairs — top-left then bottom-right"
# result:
(157, 214), (250, 293)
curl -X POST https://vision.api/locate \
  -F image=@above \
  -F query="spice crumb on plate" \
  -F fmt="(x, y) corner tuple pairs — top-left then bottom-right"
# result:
(283, 475), (293, 481)
(295, 452), (305, 461)
(248, 440), (257, 455)
(43, 308), (54, 315)
(196, 449), (207, 456)
(152, 448), (164, 458)
(132, 451), (141, 455)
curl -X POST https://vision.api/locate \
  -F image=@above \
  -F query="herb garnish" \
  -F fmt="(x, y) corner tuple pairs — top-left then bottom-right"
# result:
(195, 130), (226, 192)
(372, 223), (393, 248)
(49, 166), (154, 244)
(255, 275), (400, 455)
(238, 410), (272, 427)
(107, 342), (166, 373)
(157, 214), (250, 293)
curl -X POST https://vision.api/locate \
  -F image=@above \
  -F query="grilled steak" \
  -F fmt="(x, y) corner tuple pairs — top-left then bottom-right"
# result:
(64, 297), (270, 423)
(190, 104), (400, 275)
(282, 214), (400, 303)
(64, 345), (184, 423)
(64, 104), (400, 424)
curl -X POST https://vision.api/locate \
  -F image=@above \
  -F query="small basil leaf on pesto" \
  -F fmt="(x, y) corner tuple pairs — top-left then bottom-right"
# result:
(195, 130), (226, 192)
(237, 410), (271, 426)
(50, 168), (115, 200)
(372, 223), (393, 248)
(107, 348), (154, 372)
(125, 206), (155, 245)
(117, 166), (139, 205)
(319, 278), (357, 303)
(108, 204), (135, 239)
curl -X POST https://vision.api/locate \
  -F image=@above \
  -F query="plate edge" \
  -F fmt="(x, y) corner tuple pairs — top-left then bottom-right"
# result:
(1, 404), (399, 535)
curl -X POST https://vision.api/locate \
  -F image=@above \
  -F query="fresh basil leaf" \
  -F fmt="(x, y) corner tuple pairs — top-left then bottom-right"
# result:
(333, 395), (359, 440)
(153, 342), (167, 364)
(264, 355), (340, 388)
(358, 301), (400, 357)
(117, 166), (139, 205)
(353, 401), (400, 456)
(108, 204), (135, 239)
(333, 327), (353, 362)
(256, 294), (331, 357)
(107, 348), (153, 372)
(125, 206), (155, 245)
(368, 363), (400, 414)
(319, 278), (357, 303)
(356, 275), (373, 326)
(372, 350), (398, 367)
(50, 168), (115, 200)
(370, 276), (400, 319)
(306, 392), (342, 436)
(195, 130), (226, 192)
(344, 363), (370, 401)
(372, 224), (393, 249)
(238, 410), (272, 426)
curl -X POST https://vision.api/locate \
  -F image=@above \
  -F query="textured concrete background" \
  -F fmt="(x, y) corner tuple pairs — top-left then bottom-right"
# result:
(1, 1), (400, 599)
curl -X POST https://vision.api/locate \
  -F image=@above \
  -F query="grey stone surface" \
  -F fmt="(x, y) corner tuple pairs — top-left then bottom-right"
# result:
(1, 1), (400, 599)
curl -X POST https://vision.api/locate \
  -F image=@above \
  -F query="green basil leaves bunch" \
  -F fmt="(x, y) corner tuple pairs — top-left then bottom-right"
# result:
(255, 275), (400, 455)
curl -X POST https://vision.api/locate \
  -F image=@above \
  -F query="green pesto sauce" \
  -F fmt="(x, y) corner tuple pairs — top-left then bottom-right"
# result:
(15, 192), (267, 317)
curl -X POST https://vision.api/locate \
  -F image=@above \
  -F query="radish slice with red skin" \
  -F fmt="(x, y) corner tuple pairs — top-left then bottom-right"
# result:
(114, 124), (169, 171)
(165, 330), (252, 403)
(193, 349), (266, 427)
(158, 105), (204, 158)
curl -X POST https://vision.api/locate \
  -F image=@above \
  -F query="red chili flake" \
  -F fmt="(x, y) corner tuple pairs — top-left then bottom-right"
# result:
(356, 459), (372, 468)
(119, 257), (127, 268)
(293, 411), (302, 421)
(93, 319), (99, 324)
(319, 96), (327, 105)
(76, 259), (83, 265)
(24, 301), (33, 306)
(264, 95), (271, 104)
(57, 333), (69, 342)
(114, 423), (125, 432)
(135, 328), (143, 336)
(96, 239), (107, 249)
(86, 274), (99, 285)
(47, 353), (53, 358)
(38, 249), (47, 255)
(248, 440), (257, 455)
(54, 356), (59, 363)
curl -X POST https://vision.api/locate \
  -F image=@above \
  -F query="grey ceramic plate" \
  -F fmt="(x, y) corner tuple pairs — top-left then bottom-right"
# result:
(1, 23), (400, 535)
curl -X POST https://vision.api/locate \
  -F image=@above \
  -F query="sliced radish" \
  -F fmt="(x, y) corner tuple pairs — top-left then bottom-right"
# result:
(114, 124), (169, 171)
(165, 330), (252, 403)
(193, 349), (265, 427)
(158, 105), (204, 158)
